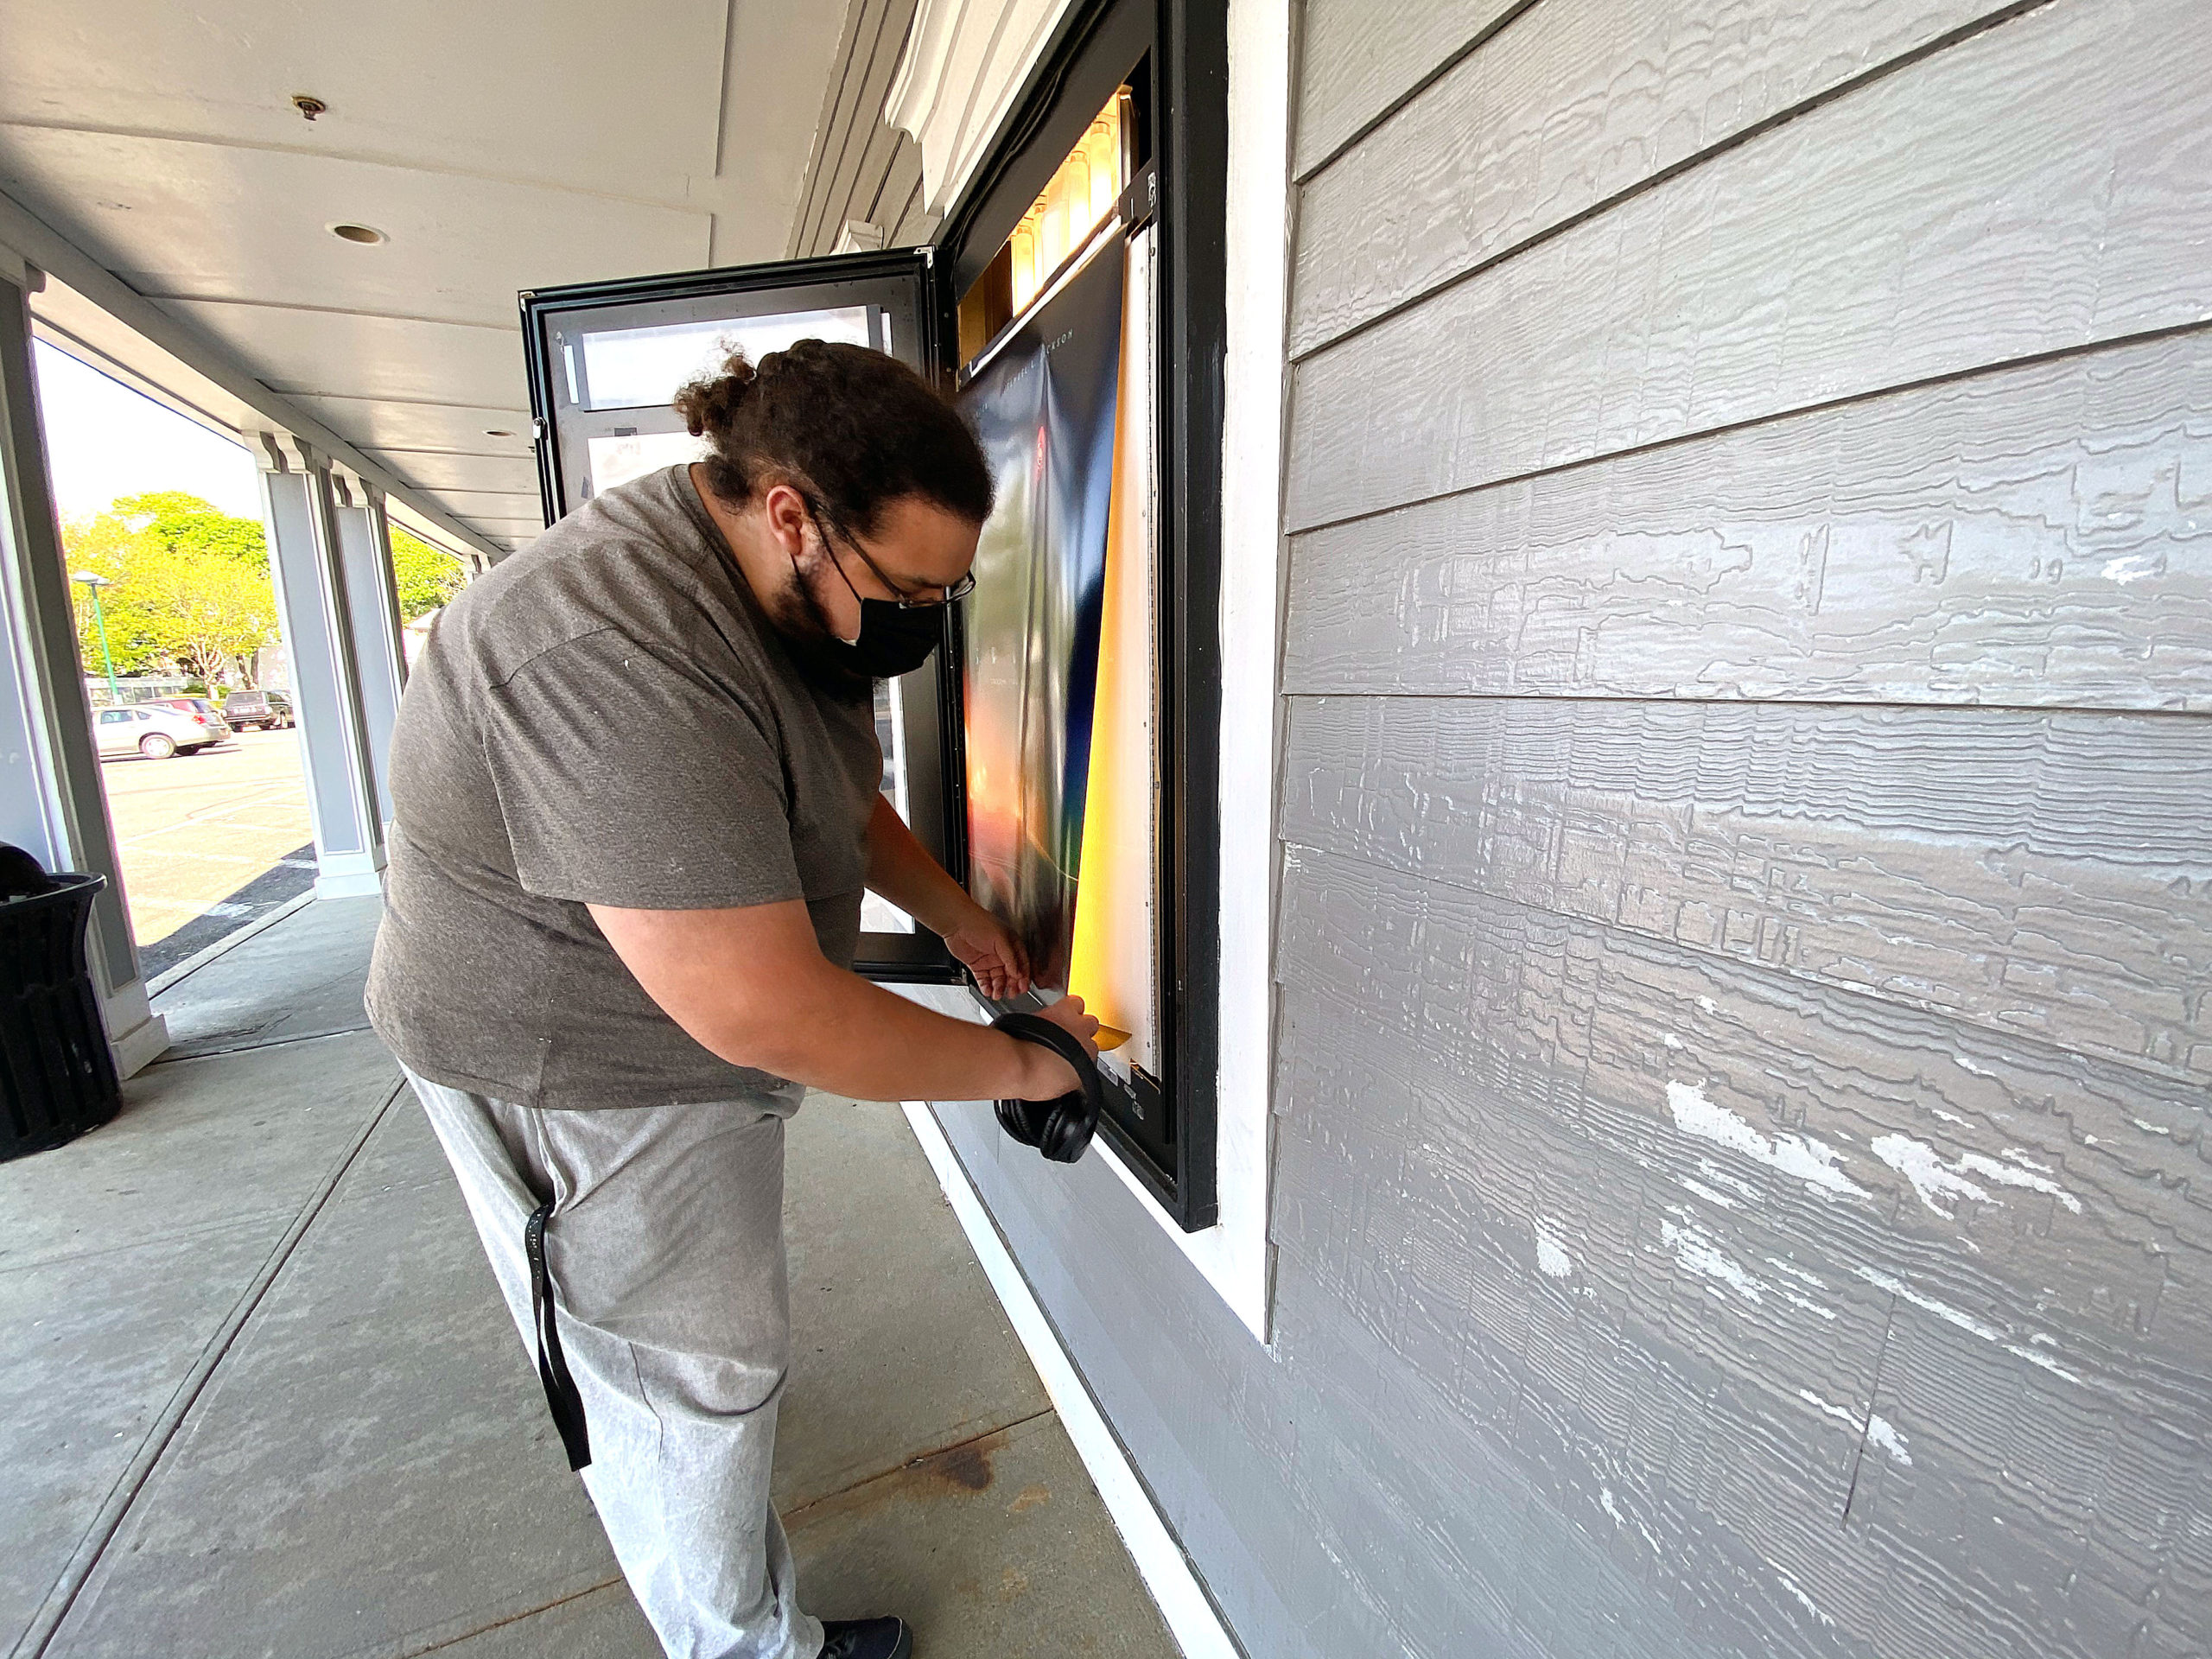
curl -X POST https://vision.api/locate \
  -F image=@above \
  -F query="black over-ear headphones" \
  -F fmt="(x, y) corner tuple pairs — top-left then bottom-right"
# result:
(991, 1010), (1103, 1163)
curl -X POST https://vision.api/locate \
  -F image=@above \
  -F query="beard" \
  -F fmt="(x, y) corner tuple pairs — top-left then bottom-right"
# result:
(760, 552), (874, 702)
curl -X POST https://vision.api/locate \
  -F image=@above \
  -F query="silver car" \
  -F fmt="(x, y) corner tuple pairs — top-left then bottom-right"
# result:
(93, 703), (230, 759)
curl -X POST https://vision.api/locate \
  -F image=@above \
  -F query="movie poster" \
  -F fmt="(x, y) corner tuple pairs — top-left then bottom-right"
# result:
(959, 236), (1126, 988)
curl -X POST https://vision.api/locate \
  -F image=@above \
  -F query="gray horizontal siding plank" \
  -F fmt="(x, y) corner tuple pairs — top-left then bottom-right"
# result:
(1292, 0), (2012, 357)
(1281, 695), (2212, 1082)
(1283, 326), (2212, 710)
(846, 124), (910, 239)
(1274, 843), (2212, 1657)
(814, 0), (919, 256)
(1283, 0), (2212, 533)
(1294, 0), (1528, 177)
(1274, 844), (2212, 1405)
(810, 0), (902, 253)
(1276, 995), (2208, 1659)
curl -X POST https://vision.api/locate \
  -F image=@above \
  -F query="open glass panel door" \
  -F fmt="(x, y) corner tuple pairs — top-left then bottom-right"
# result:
(518, 251), (963, 982)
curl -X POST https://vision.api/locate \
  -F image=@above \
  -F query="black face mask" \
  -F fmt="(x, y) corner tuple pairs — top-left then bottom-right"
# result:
(823, 598), (945, 680)
(801, 505), (947, 682)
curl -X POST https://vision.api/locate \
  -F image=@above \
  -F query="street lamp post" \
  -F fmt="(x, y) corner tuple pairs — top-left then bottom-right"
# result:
(72, 571), (120, 704)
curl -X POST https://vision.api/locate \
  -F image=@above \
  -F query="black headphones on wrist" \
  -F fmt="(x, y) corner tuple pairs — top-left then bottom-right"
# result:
(991, 1010), (1103, 1164)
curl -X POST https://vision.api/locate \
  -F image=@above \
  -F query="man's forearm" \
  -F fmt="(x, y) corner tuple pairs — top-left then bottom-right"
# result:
(588, 894), (1072, 1102)
(717, 953), (1048, 1102)
(865, 794), (978, 936)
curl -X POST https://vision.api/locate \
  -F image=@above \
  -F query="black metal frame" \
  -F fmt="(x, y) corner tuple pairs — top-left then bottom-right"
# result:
(932, 0), (1225, 1229)
(514, 0), (1226, 1225)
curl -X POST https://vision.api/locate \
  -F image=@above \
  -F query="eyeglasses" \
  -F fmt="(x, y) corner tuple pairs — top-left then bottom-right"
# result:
(809, 502), (976, 609)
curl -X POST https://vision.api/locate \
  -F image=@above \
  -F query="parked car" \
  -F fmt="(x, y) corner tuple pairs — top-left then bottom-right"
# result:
(220, 689), (294, 730)
(92, 704), (227, 760)
(143, 697), (232, 742)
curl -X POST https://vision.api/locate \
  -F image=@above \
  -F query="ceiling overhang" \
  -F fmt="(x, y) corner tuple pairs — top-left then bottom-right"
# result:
(0, 1), (852, 557)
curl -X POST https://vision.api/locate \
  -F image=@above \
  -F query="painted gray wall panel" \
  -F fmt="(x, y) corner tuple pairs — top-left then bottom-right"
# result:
(885, 138), (931, 245)
(1293, 0), (1527, 176)
(865, 130), (923, 241)
(1281, 696), (2212, 1080)
(1283, 327), (2212, 709)
(935, 1103), (1709, 1659)
(842, 119), (907, 239)
(1273, 844), (2212, 1659)
(929, 1109), (1354, 1659)
(1285, 0), (2212, 532)
(1292, 0), (2011, 356)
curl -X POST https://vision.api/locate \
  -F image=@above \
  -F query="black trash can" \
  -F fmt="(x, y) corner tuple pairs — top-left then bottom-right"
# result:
(0, 873), (122, 1161)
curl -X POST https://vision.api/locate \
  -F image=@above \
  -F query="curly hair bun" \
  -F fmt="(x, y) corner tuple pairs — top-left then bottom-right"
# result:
(674, 340), (992, 534)
(678, 352), (758, 438)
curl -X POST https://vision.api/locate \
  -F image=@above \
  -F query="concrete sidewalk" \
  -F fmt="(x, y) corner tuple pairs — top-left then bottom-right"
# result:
(2, 897), (1175, 1659)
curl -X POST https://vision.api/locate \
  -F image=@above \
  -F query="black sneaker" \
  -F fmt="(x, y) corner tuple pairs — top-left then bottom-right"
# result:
(820, 1615), (912, 1659)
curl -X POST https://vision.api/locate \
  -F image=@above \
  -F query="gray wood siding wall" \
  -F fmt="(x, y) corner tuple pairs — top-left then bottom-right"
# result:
(1271, 0), (2212, 1653)
(927, 4), (2209, 1659)
(785, 0), (934, 259)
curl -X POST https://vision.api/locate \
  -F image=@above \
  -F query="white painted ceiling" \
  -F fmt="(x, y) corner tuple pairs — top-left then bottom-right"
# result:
(0, 0), (851, 555)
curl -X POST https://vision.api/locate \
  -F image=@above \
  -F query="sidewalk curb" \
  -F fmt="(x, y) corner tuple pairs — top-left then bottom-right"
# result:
(146, 888), (318, 998)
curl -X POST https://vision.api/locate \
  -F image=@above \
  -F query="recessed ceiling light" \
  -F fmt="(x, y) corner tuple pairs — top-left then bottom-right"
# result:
(483, 428), (516, 438)
(327, 223), (387, 245)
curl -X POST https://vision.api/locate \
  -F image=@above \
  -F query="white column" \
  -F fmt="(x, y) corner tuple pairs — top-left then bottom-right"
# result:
(328, 470), (406, 828)
(254, 433), (385, 898)
(0, 249), (168, 1072)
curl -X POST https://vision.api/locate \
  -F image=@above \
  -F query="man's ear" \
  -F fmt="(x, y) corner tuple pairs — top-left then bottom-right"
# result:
(760, 482), (809, 556)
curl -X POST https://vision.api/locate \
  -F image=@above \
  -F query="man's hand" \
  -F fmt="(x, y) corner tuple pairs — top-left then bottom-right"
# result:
(1013, 993), (1103, 1098)
(943, 902), (1032, 1001)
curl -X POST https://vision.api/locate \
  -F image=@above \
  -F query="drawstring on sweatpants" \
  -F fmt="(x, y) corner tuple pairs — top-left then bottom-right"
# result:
(525, 1200), (592, 1471)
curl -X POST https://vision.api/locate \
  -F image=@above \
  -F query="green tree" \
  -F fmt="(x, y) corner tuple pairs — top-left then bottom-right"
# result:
(62, 493), (278, 685)
(118, 491), (269, 570)
(64, 512), (168, 676)
(389, 529), (467, 621)
(126, 538), (279, 684)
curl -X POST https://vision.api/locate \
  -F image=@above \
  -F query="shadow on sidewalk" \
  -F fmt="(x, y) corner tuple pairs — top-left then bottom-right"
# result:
(137, 842), (319, 981)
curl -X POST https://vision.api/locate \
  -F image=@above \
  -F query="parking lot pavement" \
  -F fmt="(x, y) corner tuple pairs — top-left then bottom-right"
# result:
(95, 727), (317, 970)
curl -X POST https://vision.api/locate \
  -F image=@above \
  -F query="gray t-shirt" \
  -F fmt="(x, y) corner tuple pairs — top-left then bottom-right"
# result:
(365, 465), (883, 1109)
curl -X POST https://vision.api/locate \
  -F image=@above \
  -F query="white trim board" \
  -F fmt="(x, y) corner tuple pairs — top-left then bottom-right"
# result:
(901, 1100), (1244, 1659)
(886, 0), (1073, 219)
(1193, 0), (1294, 1343)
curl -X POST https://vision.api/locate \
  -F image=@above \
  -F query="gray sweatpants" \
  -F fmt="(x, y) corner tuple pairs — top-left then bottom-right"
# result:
(404, 1069), (824, 1659)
